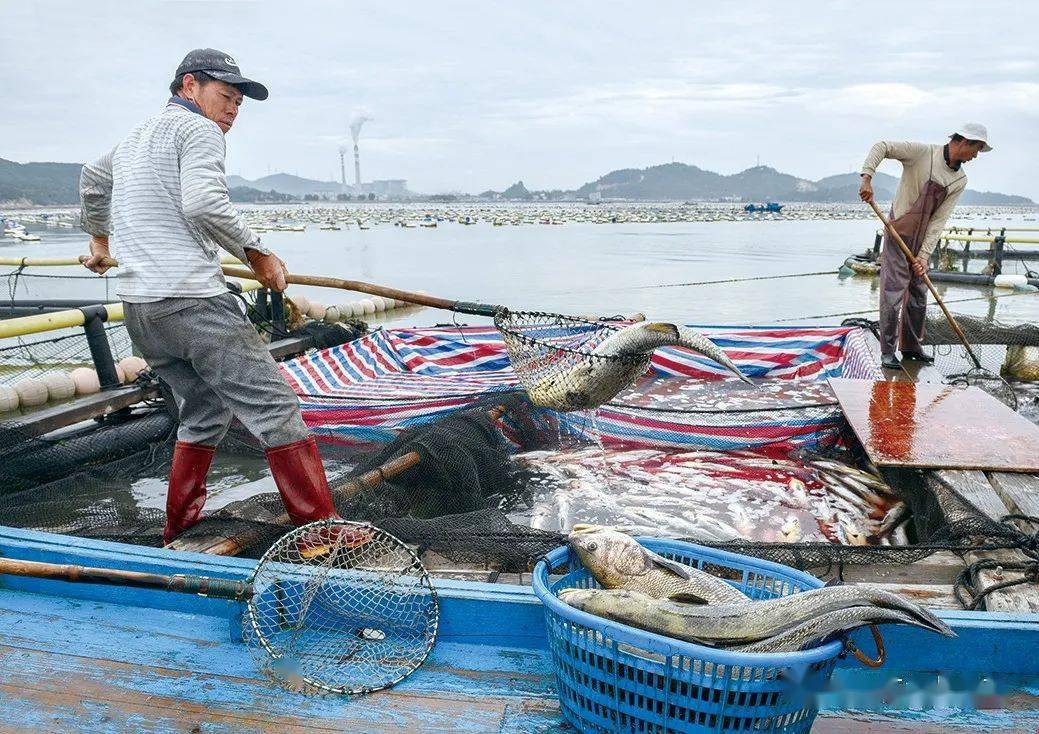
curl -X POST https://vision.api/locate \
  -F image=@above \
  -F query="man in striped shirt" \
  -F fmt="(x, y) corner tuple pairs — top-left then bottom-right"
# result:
(80, 49), (338, 545)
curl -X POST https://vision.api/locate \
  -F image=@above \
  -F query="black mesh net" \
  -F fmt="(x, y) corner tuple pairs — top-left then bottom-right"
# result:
(495, 310), (652, 411)
(2, 300), (1038, 604)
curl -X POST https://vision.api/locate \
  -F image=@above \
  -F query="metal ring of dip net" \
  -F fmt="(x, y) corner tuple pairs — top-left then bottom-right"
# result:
(946, 366), (1019, 411)
(494, 310), (651, 411)
(243, 519), (439, 695)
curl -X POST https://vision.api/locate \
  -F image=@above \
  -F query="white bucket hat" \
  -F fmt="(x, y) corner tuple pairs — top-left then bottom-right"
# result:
(951, 122), (992, 152)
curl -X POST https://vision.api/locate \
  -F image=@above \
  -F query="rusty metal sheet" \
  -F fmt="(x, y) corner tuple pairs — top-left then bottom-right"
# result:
(828, 378), (1039, 472)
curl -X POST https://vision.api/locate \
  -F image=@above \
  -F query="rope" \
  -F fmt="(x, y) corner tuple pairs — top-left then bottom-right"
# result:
(547, 270), (835, 296)
(951, 513), (1039, 610)
(778, 289), (1038, 323)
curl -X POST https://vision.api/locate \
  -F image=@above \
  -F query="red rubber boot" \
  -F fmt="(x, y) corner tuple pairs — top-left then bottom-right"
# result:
(264, 436), (339, 525)
(164, 441), (216, 545)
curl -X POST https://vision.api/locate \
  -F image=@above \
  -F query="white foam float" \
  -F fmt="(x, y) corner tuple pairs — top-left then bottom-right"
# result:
(994, 273), (1028, 289)
(307, 301), (327, 320)
(119, 356), (148, 382)
(70, 367), (101, 395)
(42, 372), (76, 401)
(290, 293), (310, 315)
(323, 305), (341, 323)
(0, 385), (19, 412)
(344, 302), (362, 318)
(371, 296), (387, 312)
(14, 378), (48, 407)
(115, 364), (127, 384)
(359, 298), (377, 315)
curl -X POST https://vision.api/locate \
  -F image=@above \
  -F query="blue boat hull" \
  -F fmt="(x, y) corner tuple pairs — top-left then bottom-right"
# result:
(0, 526), (1037, 732)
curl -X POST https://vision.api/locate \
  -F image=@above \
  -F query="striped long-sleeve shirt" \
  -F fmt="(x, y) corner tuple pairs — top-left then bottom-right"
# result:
(80, 99), (268, 302)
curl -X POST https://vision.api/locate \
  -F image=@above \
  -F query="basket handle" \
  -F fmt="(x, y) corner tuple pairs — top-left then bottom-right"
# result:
(845, 624), (886, 668)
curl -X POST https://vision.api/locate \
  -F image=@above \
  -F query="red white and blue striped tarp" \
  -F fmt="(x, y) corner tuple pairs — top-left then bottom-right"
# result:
(278, 324), (878, 448)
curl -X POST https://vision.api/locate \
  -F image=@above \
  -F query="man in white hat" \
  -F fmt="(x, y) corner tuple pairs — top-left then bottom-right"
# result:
(859, 123), (991, 370)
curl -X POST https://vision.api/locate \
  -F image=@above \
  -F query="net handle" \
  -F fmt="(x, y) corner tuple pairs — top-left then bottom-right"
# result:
(220, 266), (503, 317)
(868, 201), (982, 369)
(79, 256), (501, 318)
(0, 556), (251, 601)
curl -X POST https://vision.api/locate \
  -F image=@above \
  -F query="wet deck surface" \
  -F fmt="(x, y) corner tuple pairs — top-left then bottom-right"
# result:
(0, 589), (563, 733)
(829, 378), (1039, 472)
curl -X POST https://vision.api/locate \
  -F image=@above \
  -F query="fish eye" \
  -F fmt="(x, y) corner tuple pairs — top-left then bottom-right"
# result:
(586, 542), (598, 552)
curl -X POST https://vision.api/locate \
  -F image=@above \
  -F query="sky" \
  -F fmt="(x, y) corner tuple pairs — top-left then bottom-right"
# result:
(2, 1), (1037, 198)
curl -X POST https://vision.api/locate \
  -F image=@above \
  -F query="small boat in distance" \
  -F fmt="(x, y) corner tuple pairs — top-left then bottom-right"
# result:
(744, 202), (784, 213)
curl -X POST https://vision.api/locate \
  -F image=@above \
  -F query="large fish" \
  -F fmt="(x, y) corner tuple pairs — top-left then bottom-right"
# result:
(526, 321), (753, 411)
(557, 584), (951, 645)
(568, 526), (749, 604)
(734, 605), (954, 653)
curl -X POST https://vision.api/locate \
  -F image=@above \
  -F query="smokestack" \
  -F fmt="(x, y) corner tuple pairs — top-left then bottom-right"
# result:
(338, 146), (348, 193)
(349, 115), (370, 189)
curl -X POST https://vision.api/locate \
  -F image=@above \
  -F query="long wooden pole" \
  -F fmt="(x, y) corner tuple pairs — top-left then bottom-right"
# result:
(0, 557), (251, 600)
(79, 256), (501, 318)
(868, 201), (982, 369)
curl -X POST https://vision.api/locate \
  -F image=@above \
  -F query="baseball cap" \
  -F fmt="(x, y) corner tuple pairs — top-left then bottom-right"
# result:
(174, 48), (269, 101)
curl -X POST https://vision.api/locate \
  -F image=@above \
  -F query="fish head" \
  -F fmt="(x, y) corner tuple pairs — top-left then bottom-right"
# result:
(568, 527), (651, 587)
(674, 326), (754, 385)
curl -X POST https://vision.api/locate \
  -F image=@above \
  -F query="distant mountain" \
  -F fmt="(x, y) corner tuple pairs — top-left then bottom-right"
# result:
(228, 186), (298, 203)
(561, 163), (1034, 205)
(0, 158), (82, 205)
(1, 156), (1034, 206)
(227, 173), (342, 197)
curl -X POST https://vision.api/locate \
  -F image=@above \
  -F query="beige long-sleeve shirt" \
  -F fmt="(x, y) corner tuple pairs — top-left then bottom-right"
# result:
(860, 141), (967, 259)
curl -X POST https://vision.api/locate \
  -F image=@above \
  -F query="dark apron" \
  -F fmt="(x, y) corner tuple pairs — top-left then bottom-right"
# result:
(877, 178), (949, 356)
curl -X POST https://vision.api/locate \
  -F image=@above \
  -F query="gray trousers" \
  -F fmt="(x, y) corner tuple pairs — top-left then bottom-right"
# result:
(123, 292), (309, 448)
(878, 232), (928, 356)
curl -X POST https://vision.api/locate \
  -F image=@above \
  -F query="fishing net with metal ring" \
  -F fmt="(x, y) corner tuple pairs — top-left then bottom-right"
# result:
(946, 366), (1018, 411)
(494, 310), (650, 411)
(242, 519), (439, 695)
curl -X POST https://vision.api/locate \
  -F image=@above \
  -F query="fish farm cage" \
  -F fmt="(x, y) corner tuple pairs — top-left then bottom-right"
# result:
(1, 261), (1039, 603)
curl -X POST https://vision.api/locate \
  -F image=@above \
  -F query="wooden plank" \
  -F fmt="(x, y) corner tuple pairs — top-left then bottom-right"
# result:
(0, 645), (557, 734)
(987, 472), (1039, 520)
(2, 384), (156, 439)
(830, 379), (1039, 472)
(823, 552), (964, 586)
(934, 469), (1010, 521)
(896, 360), (944, 384)
(930, 470), (1039, 613)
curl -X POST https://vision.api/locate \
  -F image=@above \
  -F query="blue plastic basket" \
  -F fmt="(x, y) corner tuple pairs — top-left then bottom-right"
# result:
(532, 538), (843, 733)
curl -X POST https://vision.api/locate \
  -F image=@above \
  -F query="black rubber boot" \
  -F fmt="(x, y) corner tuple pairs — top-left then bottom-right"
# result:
(881, 354), (902, 370)
(901, 351), (934, 364)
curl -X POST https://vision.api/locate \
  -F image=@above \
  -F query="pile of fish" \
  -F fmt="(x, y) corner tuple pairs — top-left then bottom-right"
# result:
(512, 447), (911, 546)
(559, 527), (954, 654)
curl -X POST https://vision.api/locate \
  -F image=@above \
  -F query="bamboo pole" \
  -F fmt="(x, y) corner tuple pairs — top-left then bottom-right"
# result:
(0, 280), (262, 339)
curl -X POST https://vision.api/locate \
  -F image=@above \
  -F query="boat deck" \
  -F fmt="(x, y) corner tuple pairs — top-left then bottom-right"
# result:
(0, 591), (561, 733)
(2, 528), (1039, 732)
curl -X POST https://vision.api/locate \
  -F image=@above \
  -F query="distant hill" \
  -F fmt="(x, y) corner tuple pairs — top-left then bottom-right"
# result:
(0, 158), (82, 205)
(558, 164), (1034, 205)
(1, 156), (1034, 206)
(228, 186), (298, 203)
(227, 173), (342, 197)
